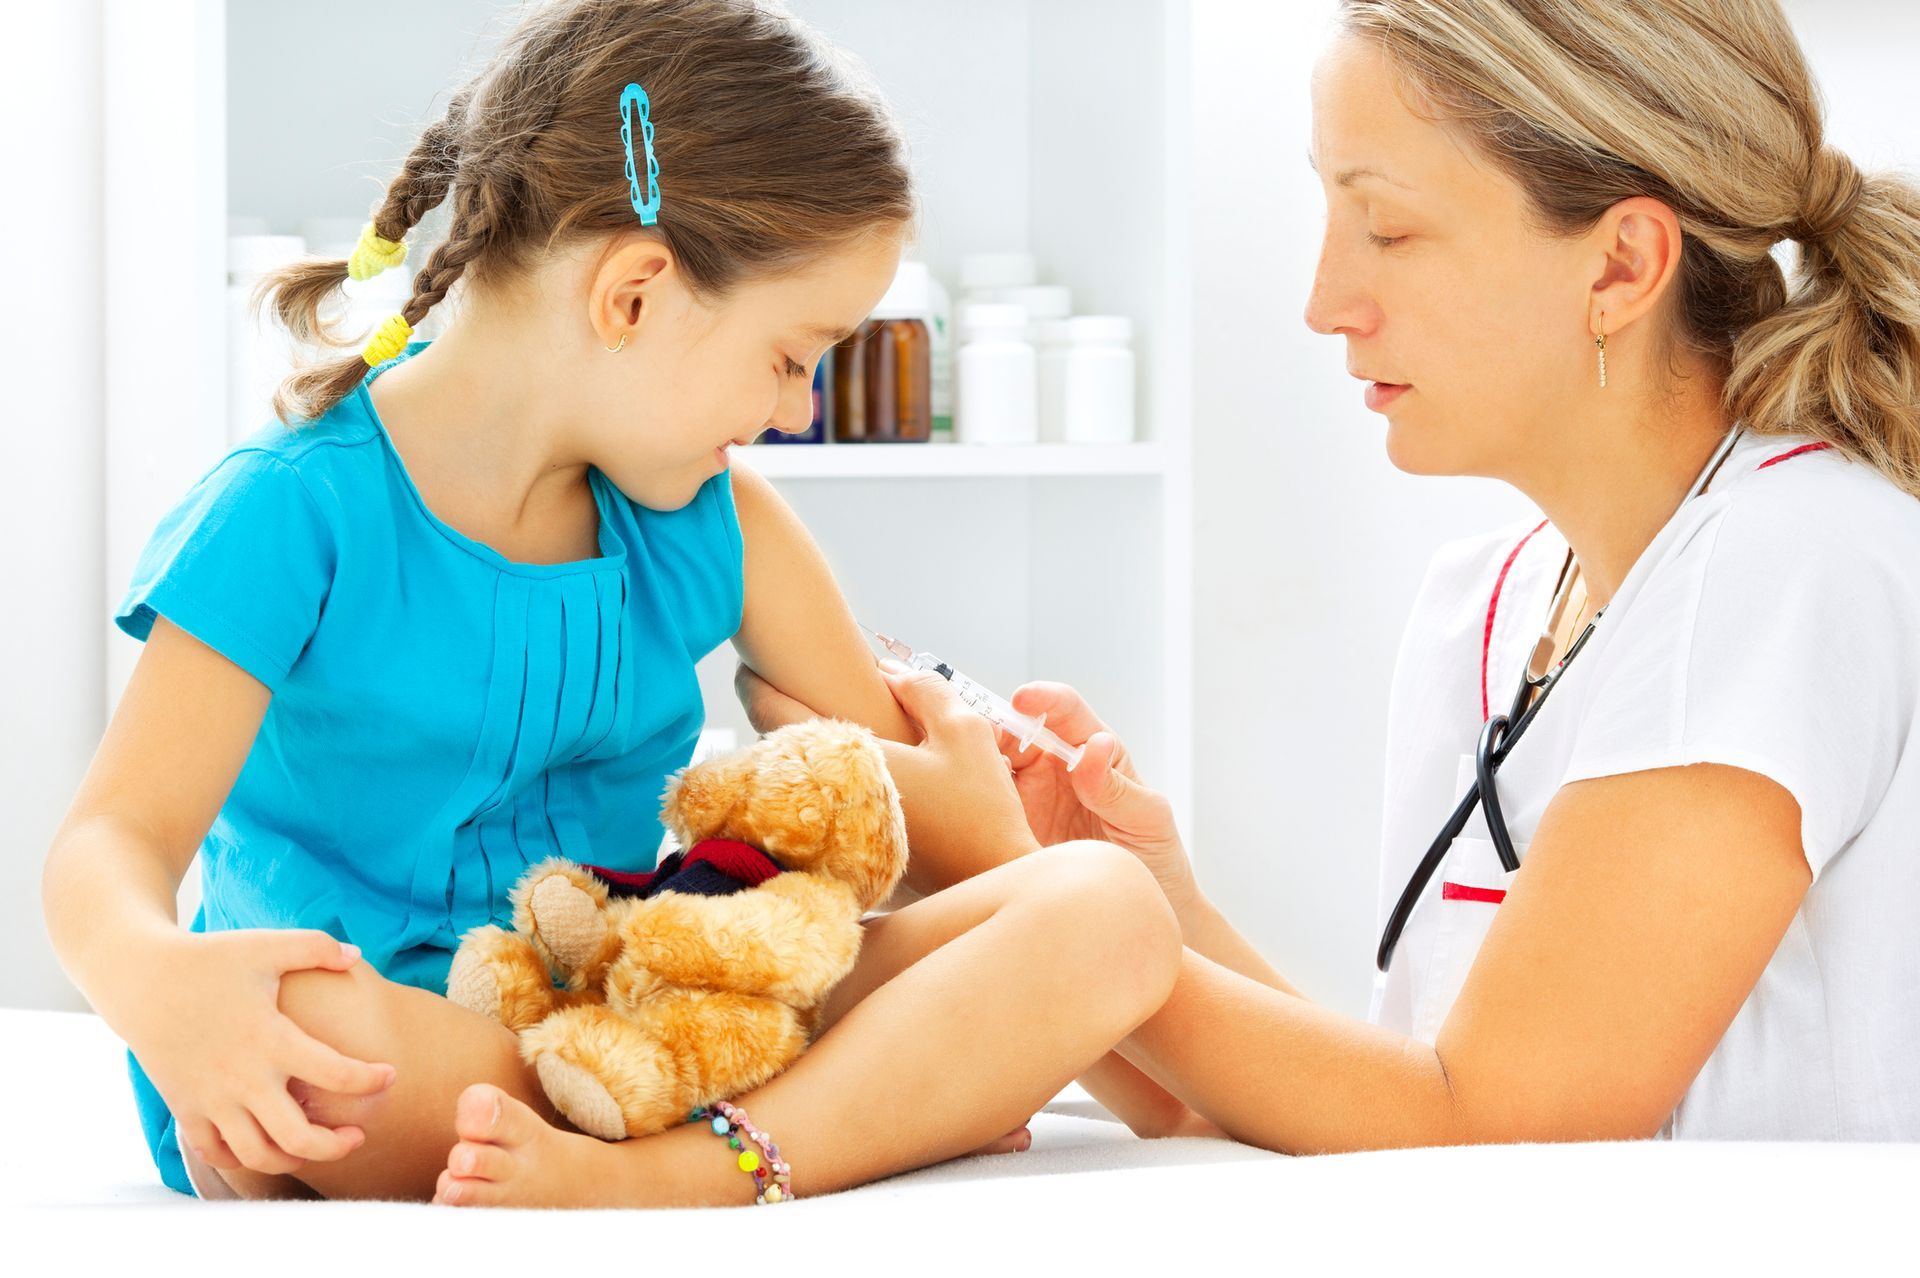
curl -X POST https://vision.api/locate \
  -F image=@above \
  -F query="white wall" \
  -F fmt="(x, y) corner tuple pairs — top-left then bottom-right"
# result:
(1, 4), (106, 1012)
(1184, 0), (1920, 1018)
(8, 0), (1918, 1016)
(1184, 0), (1532, 1016)
(225, 0), (511, 236)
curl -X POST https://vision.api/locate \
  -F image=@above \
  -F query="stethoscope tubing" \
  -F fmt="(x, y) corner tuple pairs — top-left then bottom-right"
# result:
(1373, 607), (1595, 971)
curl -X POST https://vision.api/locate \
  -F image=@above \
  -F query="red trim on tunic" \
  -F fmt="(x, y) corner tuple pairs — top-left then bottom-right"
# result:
(1756, 441), (1834, 470)
(1481, 519), (1551, 721)
(1441, 881), (1507, 905)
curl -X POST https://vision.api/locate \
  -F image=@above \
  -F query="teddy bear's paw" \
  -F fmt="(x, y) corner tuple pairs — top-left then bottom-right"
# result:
(527, 873), (612, 977)
(445, 928), (507, 1020)
(520, 1005), (686, 1141)
(448, 924), (567, 1032)
(534, 1054), (628, 1142)
(509, 859), (605, 929)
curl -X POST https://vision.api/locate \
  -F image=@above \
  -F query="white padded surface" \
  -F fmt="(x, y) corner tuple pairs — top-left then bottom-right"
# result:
(5, 1006), (1915, 1272)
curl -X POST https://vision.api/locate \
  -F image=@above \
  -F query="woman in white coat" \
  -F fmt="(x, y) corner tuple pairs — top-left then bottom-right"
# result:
(744, 0), (1920, 1147)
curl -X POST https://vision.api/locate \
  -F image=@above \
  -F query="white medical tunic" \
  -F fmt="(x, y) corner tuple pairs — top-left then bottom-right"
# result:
(1371, 429), (1920, 1139)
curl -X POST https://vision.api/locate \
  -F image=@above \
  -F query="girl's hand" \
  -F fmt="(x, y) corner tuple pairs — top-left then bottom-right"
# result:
(874, 659), (1043, 876)
(1000, 682), (1198, 915)
(126, 929), (397, 1176)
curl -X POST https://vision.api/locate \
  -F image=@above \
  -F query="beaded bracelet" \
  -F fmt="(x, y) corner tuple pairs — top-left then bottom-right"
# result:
(687, 1100), (793, 1204)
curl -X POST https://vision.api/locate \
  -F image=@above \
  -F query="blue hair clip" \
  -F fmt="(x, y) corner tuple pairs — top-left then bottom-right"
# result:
(620, 81), (662, 226)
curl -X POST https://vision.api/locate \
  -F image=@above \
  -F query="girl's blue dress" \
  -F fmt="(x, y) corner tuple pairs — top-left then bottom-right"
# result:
(114, 340), (744, 1194)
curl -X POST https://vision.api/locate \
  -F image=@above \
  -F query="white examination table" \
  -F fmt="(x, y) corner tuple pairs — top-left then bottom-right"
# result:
(4, 1006), (1914, 1273)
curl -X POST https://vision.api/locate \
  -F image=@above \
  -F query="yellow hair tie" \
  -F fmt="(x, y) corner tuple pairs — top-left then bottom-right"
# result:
(362, 313), (414, 366)
(348, 221), (408, 280)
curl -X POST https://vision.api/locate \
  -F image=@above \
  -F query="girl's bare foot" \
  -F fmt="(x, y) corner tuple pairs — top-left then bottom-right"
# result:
(433, 1083), (1033, 1208)
(434, 1083), (626, 1207)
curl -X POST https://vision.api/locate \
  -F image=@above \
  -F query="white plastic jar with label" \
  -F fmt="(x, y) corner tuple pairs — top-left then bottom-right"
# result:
(954, 302), (1037, 445)
(1039, 315), (1135, 444)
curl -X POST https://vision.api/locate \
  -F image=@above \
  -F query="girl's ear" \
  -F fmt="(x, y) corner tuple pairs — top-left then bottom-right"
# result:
(590, 235), (676, 345)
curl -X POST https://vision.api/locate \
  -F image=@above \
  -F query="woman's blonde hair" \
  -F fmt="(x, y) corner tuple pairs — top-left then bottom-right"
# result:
(257, 0), (915, 425)
(1339, 0), (1920, 495)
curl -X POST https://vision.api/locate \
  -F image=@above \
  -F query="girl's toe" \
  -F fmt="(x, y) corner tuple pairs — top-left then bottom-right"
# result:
(441, 1175), (505, 1207)
(454, 1083), (509, 1141)
(454, 1081), (551, 1149)
(449, 1138), (513, 1181)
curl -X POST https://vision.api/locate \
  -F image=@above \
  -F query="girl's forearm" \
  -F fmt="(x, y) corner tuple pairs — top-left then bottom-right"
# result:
(1120, 949), (1462, 1154)
(42, 814), (186, 1030)
(876, 743), (1038, 896)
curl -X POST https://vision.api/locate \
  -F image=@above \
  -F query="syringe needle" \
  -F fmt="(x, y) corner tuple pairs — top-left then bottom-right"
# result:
(858, 622), (914, 663)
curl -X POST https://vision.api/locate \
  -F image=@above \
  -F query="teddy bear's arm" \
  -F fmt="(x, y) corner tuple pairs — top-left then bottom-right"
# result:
(622, 872), (866, 1008)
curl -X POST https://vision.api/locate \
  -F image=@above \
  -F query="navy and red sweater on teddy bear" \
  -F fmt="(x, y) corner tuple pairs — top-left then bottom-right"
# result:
(580, 839), (783, 900)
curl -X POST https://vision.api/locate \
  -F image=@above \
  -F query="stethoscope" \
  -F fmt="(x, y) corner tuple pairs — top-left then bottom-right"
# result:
(1374, 426), (1746, 973)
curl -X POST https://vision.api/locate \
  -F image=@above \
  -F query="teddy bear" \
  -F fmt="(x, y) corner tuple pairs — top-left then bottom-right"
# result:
(444, 717), (909, 1140)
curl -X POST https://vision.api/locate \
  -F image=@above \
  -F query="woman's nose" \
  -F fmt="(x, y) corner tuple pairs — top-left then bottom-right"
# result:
(1302, 239), (1374, 337)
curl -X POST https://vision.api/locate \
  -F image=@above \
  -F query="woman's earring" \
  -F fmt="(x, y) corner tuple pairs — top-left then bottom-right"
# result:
(1594, 316), (1608, 390)
(605, 332), (627, 354)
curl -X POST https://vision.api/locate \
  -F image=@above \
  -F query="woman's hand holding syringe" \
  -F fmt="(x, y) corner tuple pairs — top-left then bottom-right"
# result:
(735, 629), (1195, 909)
(859, 625), (1196, 914)
(860, 627), (1086, 770)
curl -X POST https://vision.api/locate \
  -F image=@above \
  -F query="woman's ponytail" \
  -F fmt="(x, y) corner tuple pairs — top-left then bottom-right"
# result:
(1727, 150), (1920, 494)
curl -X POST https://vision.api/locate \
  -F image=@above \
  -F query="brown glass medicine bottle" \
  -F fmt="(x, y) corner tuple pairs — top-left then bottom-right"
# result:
(832, 262), (933, 442)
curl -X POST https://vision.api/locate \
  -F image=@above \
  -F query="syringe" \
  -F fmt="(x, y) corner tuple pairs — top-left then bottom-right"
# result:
(860, 624), (1085, 771)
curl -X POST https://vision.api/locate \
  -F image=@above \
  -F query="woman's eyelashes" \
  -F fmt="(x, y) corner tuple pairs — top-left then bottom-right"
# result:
(783, 355), (808, 379)
(1367, 231), (1407, 248)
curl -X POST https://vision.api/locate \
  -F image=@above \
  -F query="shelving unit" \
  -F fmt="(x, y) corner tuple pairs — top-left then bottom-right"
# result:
(698, 0), (1197, 832)
(737, 442), (1172, 480)
(120, 0), (1195, 844)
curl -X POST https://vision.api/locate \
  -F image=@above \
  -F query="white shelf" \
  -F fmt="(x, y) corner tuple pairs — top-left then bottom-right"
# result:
(736, 442), (1168, 479)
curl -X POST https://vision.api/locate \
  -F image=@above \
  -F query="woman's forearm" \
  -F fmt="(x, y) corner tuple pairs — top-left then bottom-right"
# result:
(1077, 895), (1311, 1139)
(1120, 949), (1462, 1154)
(1176, 893), (1303, 997)
(1077, 1047), (1225, 1138)
(1080, 898), (1302, 1139)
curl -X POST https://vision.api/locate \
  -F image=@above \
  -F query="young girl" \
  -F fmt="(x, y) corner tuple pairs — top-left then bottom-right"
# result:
(757, 0), (1920, 1147)
(43, 0), (1180, 1205)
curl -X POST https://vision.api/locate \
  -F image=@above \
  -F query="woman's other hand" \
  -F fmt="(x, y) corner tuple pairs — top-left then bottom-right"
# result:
(1001, 682), (1197, 915)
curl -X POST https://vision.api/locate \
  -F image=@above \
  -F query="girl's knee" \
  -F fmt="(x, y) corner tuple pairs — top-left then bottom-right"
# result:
(271, 961), (408, 1139)
(278, 955), (396, 1058)
(1021, 841), (1182, 1010)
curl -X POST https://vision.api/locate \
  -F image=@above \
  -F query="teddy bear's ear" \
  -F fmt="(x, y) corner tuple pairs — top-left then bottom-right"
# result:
(660, 750), (757, 845)
(778, 722), (909, 910)
(737, 729), (835, 864)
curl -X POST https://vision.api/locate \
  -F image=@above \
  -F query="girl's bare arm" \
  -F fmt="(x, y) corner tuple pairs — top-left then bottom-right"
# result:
(43, 616), (270, 1024)
(727, 463), (913, 745)
(727, 464), (1034, 894)
(43, 616), (389, 1176)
